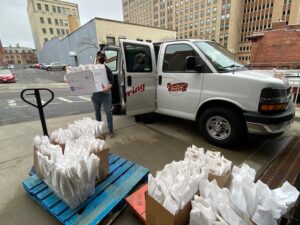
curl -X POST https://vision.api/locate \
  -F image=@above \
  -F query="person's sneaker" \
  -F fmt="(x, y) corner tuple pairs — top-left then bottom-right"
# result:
(109, 130), (114, 138)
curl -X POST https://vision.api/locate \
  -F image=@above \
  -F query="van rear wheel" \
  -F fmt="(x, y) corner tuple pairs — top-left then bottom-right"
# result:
(198, 107), (245, 147)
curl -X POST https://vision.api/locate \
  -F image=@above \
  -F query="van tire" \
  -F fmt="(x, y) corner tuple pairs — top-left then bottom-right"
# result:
(198, 107), (245, 147)
(47, 67), (51, 71)
(134, 115), (143, 123)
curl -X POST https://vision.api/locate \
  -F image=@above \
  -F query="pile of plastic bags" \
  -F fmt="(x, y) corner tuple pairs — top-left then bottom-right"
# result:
(148, 145), (299, 225)
(50, 117), (105, 146)
(148, 146), (234, 216)
(33, 132), (108, 209)
(148, 160), (208, 215)
(190, 163), (300, 225)
(185, 145), (232, 177)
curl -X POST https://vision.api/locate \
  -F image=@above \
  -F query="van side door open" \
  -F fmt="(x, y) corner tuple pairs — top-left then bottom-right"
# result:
(120, 40), (157, 116)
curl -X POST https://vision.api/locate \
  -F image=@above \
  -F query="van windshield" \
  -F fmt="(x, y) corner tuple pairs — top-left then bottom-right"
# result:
(194, 41), (247, 73)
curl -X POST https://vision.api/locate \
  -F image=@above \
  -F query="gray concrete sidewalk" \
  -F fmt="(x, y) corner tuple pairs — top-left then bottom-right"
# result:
(0, 113), (300, 225)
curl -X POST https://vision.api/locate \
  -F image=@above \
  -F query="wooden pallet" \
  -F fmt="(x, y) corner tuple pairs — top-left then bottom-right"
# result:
(22, 154), (149, 225)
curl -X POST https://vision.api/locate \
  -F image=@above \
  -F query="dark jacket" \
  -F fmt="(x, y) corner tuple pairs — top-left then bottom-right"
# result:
(105, 65), (114, 86)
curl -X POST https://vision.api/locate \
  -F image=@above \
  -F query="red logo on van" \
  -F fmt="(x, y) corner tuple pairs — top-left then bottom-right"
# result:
(167, 82), (188, 92)
(127, 84), (145, 97)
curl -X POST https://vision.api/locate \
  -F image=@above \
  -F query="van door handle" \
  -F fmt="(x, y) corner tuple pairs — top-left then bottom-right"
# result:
(127, 76), (132, 86)
(158, 75), (162, 85)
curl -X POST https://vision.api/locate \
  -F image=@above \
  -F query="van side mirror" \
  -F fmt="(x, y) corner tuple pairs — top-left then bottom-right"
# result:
(186, 56), (202, 72)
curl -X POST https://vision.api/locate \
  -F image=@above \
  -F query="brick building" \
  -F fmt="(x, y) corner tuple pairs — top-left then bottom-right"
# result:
(0, 39), (6, 67)
(248, 21), (300, 69)
(2, 44), (38, 66)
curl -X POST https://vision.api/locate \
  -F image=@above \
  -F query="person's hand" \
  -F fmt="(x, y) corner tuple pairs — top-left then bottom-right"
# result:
(101, 84), (112, 93)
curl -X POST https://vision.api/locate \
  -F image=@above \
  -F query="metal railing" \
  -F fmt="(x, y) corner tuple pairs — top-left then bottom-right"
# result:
(281, 70), (300, 104)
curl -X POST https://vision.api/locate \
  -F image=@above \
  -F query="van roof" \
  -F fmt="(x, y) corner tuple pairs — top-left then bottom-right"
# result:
(153, 39), (213, 45)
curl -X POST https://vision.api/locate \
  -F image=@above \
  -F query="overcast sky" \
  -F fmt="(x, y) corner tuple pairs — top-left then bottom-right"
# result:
(0, 0), (123, 49)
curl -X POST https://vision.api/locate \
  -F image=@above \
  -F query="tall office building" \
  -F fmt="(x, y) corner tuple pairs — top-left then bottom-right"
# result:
(27, 0), (80, 51)
(122, 0), (300, 63)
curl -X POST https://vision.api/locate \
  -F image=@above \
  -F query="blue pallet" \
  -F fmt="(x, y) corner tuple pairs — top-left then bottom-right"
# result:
(22, 154), (149, 225)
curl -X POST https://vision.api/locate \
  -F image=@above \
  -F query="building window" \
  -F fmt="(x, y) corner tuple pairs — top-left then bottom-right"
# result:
(56, 28), (60, 35)
(212, 16), (216, 24)
(200, 10), (204, 17)
(49, 28), (53, 34)
(48, 18), (51, 24)
(45, 5), (49, 12)
(212, 26), (216, 33)
(200, 19), (204, 25)
(59, 19), (63, 26)
(66, 29), (69, 35)
(57, 7), (61, 13)
(107, 37), (116, 45)
(52, 6), (56, 13)
(213, 7), (217, 14)
(207, 8), (211, 16)
(200, 29), (204, 35)
(37, 3), (41, 10)
(206, 18), (210, 25)
(61, 29), (65, 35)
(207, 0), (211, 5)
(201, 1), (205, 8)
(55, 19), (58, 25)
(206, 27), (210, 34)
(40, 17), (44, 24)
(42, 28), (47, 34)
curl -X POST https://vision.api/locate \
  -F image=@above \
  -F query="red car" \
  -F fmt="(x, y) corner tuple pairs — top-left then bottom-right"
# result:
(0, 70), (16, 83)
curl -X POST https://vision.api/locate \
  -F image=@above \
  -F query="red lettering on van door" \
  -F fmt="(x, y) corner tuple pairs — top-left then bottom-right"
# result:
(127, 84), (146, 97)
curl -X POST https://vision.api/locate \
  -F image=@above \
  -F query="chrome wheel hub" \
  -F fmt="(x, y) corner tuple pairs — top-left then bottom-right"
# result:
(206, 116), (231, 140)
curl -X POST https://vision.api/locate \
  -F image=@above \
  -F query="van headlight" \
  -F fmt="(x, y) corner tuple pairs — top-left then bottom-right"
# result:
(259, 88), (289, 113)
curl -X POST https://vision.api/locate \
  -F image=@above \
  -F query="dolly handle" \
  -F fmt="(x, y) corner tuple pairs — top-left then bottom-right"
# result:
(20, 88), (54, 108)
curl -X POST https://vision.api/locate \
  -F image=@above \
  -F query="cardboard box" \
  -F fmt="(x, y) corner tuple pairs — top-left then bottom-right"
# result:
(208, 171), (231, 188)
(94, 147), (110, 182)
(146, 192), (191, 225)
(96, 133), (106, 140)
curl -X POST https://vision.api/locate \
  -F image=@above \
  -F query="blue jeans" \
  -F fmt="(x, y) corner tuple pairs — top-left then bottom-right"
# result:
(91, 92), (113, 132)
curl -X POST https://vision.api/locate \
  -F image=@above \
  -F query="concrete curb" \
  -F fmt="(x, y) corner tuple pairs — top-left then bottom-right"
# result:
(0, 83), (68, 93)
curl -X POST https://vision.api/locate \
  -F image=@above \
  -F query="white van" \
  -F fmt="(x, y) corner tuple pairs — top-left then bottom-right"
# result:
(105, 39), (294, 147)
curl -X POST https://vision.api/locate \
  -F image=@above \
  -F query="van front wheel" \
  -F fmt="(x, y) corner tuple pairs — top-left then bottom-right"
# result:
(198, 107), (245, 147)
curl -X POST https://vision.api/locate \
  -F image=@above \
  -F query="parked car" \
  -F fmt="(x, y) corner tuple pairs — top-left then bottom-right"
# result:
(7, 65), (15, 69)
(44, 62), (67, 71)
(0, 70), (16, 83)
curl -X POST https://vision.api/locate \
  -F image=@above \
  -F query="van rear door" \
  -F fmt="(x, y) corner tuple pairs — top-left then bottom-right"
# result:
(120, 40), (156, 116)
